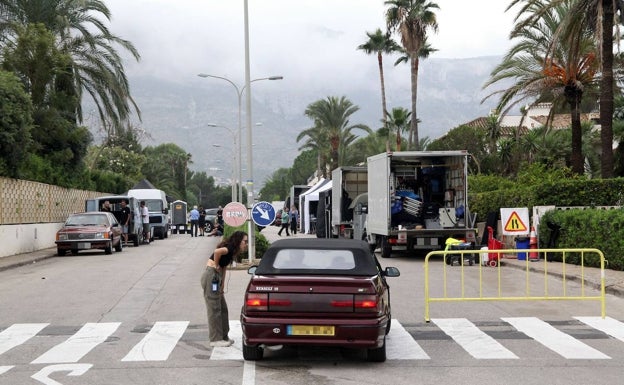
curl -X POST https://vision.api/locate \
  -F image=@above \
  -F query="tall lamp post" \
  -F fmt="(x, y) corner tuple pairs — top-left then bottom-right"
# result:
(197, 73), (282, 203)
(207, 123), (237, 202)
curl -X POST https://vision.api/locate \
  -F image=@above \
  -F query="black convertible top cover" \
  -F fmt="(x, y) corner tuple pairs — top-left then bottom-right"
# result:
(255, 238), (379, 276)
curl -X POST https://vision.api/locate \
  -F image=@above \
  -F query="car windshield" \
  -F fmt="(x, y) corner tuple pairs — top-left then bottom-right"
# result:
(66, 214), (108, 226)
(273, 249), (356, 270)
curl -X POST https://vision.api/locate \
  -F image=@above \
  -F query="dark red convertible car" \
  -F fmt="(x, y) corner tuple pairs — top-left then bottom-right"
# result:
(240, 238), (400, 362)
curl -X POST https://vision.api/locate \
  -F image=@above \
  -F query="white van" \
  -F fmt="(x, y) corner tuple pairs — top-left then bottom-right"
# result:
(85, 195), (144, 246)
(127, 189), (171, 239)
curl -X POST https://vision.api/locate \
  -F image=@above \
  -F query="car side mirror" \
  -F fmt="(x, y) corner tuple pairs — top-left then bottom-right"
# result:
(383, 266), (400, 277)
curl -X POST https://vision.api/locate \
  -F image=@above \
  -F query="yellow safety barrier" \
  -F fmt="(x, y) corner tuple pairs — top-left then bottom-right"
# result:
(423, 248), (607, 322)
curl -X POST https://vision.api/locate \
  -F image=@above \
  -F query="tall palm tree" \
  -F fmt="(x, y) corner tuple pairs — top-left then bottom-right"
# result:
(385, 0), (439, 150)
(483, 1), (598, 174)
(0, 0), (140, 129)
(508, 0), (624, 177)
(299, 96), (372, 177)
(357, 28), (400, 138)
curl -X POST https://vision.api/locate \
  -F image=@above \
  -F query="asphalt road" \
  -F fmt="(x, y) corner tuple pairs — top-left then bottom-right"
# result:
(1, 227), (624, 385)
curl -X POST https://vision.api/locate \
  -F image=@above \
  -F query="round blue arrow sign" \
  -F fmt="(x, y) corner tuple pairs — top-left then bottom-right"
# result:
(251, 201), (276, 227)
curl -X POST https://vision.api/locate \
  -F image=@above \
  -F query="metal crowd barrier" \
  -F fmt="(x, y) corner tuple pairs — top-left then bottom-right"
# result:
(423, 248), (607, 322)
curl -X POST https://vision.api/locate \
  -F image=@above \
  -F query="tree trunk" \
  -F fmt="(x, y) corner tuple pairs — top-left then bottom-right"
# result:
(378, 51), (390, 152)
(410, 53), (420, 150)
(600, 0), (614, 178)
(567, 85), (584, 174)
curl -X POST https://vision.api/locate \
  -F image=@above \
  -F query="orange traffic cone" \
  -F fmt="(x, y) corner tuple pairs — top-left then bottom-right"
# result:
(529, 226), (538, 260)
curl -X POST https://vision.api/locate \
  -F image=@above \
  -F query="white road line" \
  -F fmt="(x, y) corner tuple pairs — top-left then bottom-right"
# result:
(242, 361), (256, 385)
(31, 322), (121, 364)
(0, 323), (48, 355)
(503, 317), (610, 359)
(432, 318), (518, 359)
(211, 320), (243, 360)
(575, 316), (624, 342)
(122, 321), (189, 362)
(386, 319), (430, 360)
(0, 366), (14, 375)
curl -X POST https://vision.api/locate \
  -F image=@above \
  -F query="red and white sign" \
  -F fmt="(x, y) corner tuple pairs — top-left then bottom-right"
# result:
(222, 202), (248, 227)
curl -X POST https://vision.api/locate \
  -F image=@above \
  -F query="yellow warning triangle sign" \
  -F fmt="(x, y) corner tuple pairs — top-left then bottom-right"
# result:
(504, 211), (528, 232)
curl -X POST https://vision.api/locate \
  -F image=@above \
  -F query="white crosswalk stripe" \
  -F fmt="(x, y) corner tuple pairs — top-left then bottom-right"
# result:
(0, 317), (622, 365)
(503, 317), (611, 359)
(386, 319), (430, 360)
(575, 316), (624, 342)
(432, 318), (518, 359)
(0, 323), (48, 355)
(122, 321), (189, 362)
(31, 322), (121, 364)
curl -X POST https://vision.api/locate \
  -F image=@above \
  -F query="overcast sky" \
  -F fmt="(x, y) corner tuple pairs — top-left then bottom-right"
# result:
(105, 0), (517, 86)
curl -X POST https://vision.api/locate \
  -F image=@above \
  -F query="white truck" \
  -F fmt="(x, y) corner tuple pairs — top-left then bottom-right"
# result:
(331, 166), (368, 239)
(365, 151), (477, 258)
(127, 188), (170, 239)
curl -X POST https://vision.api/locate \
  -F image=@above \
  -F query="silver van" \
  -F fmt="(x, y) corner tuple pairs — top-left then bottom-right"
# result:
(85, 195), (144, 246)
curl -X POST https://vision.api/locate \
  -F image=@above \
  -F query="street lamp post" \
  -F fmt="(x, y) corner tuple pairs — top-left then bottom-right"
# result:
(207, 124), (237, 202)
(197, 73), (282, 203)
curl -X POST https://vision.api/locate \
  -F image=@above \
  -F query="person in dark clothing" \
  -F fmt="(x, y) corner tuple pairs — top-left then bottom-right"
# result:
(200, 231), (248, 347)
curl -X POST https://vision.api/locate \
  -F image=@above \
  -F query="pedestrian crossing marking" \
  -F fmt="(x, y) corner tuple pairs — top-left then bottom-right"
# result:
(387, 319), (430, 360)
(122, 321), (189, 362)
(0, 317), (622, 365)
(211, 320), (243, 360)
(0, 366), (13, 375)
(0, 323), (48, 355)
(31, 322), (121, 364)
(503, 317), (610, 359)
(575, 316), (624, 342)
(432, 318), (518, 359)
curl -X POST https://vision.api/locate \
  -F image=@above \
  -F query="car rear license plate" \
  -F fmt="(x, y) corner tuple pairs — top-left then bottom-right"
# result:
(287, 325), (335, 336)
(77, 242), (91, 249)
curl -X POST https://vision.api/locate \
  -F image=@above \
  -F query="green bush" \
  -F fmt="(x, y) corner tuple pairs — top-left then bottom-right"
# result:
(537, 209), (623, 271)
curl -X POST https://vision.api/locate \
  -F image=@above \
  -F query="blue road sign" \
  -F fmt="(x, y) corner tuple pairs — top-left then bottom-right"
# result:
(252, 201), (276, 227)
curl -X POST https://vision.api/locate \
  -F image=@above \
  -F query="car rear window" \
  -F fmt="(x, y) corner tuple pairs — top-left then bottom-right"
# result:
(273, 249), (356, 270)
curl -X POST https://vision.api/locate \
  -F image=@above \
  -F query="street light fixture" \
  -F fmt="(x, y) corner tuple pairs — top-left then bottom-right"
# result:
(207, 123), (237, 202)
(197, 73), (282, 203)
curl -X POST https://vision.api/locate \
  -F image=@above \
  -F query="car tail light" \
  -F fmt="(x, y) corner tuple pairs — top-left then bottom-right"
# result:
(330, 295), (379, 312)
(246, 293), (268, 311)
(354, 295), (380, 313)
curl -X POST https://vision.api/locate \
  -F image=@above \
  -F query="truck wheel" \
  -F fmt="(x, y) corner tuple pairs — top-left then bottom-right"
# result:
(381, 237), (392, 258)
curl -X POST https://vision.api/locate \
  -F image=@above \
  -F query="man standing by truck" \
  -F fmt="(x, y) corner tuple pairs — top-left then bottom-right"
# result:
(120, 200), (131, 245)
(140, 201), (150, 244)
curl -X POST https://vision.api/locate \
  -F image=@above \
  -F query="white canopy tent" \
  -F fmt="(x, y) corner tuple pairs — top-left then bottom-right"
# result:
(299, 179), (332, 234)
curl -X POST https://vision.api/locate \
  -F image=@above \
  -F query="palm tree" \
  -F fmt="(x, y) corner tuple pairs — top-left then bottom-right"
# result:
(385, 107), (411, 151)
(508, 0), (624, 177)
(0, 0), (140, 129)
(299, 96), (372, 176)
(385, 0), (439, 150)
(357, 28), (400, 139)
(483, 1), (598, 174)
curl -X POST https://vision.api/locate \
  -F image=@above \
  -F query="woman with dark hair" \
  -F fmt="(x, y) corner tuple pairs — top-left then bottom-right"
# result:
(200, 230), (248, 347)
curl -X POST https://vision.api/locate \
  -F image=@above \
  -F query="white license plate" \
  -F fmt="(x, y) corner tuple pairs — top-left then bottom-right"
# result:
(77, 242), (91, 249)
(393, 245), (407, 250)
(287, 325), (335, 336)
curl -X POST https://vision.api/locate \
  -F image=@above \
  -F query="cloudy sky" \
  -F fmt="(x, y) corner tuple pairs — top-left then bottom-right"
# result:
(105, 0), (517, 86)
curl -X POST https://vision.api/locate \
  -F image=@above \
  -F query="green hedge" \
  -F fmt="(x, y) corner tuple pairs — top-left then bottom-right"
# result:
(470, 178), (624, 222)
(538, 209), (624, 271)
(469, 177), (624, 271)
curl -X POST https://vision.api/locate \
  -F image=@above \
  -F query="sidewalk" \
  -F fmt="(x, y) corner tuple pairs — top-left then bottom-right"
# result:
(501, 256), (624, 298)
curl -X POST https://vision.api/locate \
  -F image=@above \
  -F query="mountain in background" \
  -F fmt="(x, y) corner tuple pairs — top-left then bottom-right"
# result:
(89, 56), (504, 188)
